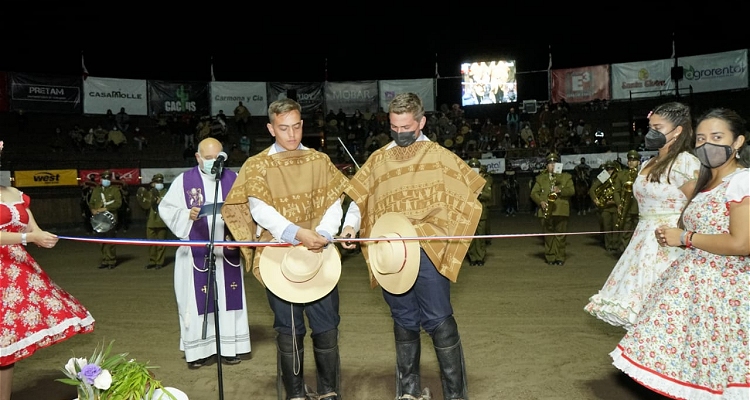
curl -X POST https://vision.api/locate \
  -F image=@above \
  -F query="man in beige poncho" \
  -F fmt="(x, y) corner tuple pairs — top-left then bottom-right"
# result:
(222, 99), (349, 400)
(340, 92), (485, 400)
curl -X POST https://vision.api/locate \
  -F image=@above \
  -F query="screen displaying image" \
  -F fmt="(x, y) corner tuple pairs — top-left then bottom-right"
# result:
(460, 60), (517, 106)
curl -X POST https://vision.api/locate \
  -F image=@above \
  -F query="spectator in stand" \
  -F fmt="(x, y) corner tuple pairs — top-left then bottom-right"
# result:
(115, 107), (131, 133)
(233, 101), (251, 134)
(107, 126), (127, 152)
(132, 127), (148, 151)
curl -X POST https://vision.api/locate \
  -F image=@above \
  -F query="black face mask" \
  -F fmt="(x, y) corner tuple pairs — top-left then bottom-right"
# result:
(695, 142), (735, 168)
(390, 130), (418, 147)
(644, 127), (677, 150)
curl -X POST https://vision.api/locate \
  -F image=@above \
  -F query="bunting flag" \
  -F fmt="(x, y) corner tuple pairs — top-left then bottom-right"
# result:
(210, 55), (215, 82)
(548, 45), (552, 70)
(671, 32), (676, 58)
(81, 51), (89, 80)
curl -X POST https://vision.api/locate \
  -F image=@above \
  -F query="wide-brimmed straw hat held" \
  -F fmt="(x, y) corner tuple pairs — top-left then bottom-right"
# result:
(367, 212), (421, 295)
(259, 244), (341, 303)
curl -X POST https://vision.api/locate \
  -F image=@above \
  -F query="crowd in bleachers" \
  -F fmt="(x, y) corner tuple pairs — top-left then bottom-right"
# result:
(5, 87), (750, 173)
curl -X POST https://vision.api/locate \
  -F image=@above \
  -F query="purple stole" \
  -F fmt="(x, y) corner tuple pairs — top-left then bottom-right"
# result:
(182, 167), (242, 315)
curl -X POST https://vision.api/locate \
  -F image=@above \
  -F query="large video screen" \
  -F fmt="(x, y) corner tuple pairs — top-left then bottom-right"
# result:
(460, 60), (517, 106)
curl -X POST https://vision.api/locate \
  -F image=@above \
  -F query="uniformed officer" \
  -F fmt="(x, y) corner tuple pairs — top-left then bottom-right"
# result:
(466, 158), (492, 266)
(88, 170), (122, 269)
(137, 173), (169, 269)
(614, 150), (641, 253)
(589, 161), (619, 253)
(530, 153), (574, 265)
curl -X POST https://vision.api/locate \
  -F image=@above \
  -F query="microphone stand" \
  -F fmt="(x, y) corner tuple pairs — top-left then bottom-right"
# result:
(202, 158), (226, 400)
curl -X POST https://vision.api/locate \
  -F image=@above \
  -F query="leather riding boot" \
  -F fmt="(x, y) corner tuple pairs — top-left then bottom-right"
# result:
(394, 324), (422, 399)
(431, 316), (468, 400)
(277, 333), (307, 400)
(312, 329), (340, 400)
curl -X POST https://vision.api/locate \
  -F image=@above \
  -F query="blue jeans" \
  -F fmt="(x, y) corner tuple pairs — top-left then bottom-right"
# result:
(266, 287), (340, 336)
(382, 249), (453, 334)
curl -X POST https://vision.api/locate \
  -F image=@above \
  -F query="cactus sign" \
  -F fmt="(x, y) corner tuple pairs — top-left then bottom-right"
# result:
(148, 81), (210, 116)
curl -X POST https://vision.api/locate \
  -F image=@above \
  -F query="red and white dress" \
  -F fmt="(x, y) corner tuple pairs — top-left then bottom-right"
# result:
(0, 192), (95, 366)
(611, 168), (750, 400)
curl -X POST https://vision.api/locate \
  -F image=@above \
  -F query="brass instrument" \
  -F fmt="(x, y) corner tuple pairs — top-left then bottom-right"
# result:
(615, 167), (638, 229)
(593, 173), (616, 209)
(543, 176), (557, 219)
(136, 186), (161, 211)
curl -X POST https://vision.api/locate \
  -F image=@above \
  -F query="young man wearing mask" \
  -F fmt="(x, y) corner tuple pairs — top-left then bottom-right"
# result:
(340, 93), (485, 400)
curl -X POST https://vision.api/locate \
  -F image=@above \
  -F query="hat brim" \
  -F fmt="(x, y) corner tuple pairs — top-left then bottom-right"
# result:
(259, 245), (341, 303)
(367, 212), (421, 295)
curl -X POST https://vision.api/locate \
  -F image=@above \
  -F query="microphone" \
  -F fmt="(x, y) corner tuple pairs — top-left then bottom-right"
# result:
(211, 152), (228, 174)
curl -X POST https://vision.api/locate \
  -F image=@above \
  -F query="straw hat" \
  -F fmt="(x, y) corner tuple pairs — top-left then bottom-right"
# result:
(259, 245), (341, 303)
(367, 212), (421, 294)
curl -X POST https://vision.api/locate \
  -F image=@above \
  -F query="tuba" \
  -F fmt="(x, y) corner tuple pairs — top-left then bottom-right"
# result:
(615, 167), (638, 229)
(593, 174), (616, 209)
(543, 175), (558, 219)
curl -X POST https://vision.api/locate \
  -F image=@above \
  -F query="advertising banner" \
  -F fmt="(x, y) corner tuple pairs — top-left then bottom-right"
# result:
(551, 65), (610, 103)
(14, 169), (79, 187)
(10, 73), (82, 113)
(372, 78), (436, 112)
(478, 158), (505, 174)
(79, 168), (141, 186)
(678, 49), (748, 93)
(210, 81), (268, 117)
(266, 82), (324, 118)
(324, 81), (378, 116)
(148, 81), (210, 117)
(378, 79), (436, 112)
(611, 59), (674, 99)
(0, 72), (8, 112)
(83, 77), (148, 115)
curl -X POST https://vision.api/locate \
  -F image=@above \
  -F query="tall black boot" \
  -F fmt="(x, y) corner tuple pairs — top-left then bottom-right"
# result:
(277, 333), (307, 400)
(394, 324), (422, 399)
(312, 328), (340, 400)
(431, 316), (468, 400)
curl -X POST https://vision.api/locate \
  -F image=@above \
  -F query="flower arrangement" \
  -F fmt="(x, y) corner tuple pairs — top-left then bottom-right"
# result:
(57, 341), (177, 400)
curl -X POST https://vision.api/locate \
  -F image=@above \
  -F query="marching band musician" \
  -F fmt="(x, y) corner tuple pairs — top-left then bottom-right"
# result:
(589, 161), (619, 254)
(530, 153), (574, 265)
(137, 173), (169, 270)
(88, 170), (122, 269)
(613, 150), (641, 253)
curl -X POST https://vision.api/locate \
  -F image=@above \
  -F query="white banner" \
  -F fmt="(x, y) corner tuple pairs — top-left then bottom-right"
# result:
(210, 81), (268, 117)
(83, 77), (148, 115)
(0, 171), (10, 187)
(324, 81), (379, 116)
(378, 79), (435, 112)
(678, 49), (748, 93)
(611, 59), (674, 100)
(478, 158), (505, 174)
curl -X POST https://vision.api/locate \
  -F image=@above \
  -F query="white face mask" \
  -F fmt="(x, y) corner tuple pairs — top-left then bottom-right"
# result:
(154, 183), (164, 190)
(101, 179), (111, 187)
(200, 158), (215, 175)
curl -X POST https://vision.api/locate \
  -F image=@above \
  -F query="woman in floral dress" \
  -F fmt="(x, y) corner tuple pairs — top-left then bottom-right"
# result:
(0, 142), (95, 400)
(585, 102), (700, 328)
(611, 108), (749, 399)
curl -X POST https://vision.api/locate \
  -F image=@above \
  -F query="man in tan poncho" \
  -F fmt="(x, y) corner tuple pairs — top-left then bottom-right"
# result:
(340, 92), (485, 400)
(222, 99), (349, 400)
